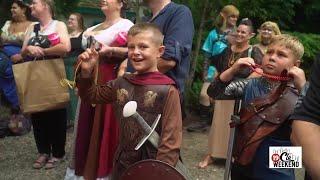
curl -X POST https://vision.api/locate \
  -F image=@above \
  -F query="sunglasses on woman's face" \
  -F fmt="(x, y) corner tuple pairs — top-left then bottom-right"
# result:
(228, 15), (238, 19)
(259, 29), (273, 34)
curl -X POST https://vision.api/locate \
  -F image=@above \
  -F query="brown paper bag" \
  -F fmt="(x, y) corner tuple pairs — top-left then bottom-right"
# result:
(13, 58), (70, 114)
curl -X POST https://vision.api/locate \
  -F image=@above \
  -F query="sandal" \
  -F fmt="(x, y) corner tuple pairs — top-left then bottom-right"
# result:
(33, 154), (48, 169)
(44, 157), (63, 169)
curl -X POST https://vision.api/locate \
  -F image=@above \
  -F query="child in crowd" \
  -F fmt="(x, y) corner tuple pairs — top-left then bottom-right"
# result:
(207, 34), (305, 179)
(77, 23), (182, 179)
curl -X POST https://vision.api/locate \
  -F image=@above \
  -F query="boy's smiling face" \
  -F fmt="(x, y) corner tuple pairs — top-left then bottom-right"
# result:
(128, 31), (164, 74)
(262, 44), (299, 76)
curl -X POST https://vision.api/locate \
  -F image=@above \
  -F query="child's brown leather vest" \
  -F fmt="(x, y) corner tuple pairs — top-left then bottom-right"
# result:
(110, 76), (171, 179)
(233, 82), (298, 165)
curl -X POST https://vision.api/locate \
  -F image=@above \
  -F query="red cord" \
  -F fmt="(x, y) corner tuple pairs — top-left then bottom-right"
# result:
(250, 64), (291, 81)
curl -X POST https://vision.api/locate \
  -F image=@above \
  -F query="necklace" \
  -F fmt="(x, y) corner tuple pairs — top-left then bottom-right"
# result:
(228, 51), (243, 67)
(250, 64), (291, 81)
(228, 45), (251, 67)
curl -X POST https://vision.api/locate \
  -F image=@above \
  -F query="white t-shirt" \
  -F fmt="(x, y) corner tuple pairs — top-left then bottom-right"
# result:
(81, 18), (133, 49)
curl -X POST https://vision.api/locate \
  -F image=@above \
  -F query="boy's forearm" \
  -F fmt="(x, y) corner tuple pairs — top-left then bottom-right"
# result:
(156, 87), (182, 166)
(77, 76), (116, 104)
(219, 67), (236, 82)
(207, 75), (232, 99)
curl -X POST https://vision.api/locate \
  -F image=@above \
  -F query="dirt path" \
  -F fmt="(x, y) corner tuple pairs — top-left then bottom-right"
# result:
(0, 112), (304, 180)
(0, 123), (220, 179)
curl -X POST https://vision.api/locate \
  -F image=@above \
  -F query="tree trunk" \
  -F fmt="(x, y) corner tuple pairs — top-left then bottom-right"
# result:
(186, 0), (210, 89)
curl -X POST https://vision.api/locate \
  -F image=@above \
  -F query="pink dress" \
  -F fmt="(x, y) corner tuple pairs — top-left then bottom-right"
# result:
(75, 18), (133, 179)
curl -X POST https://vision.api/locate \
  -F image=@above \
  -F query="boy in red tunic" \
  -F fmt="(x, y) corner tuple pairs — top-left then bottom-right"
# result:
(77, 23), (182, 179)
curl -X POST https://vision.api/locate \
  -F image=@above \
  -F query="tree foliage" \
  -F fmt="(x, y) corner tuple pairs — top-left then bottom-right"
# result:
(54, 0), (80, 19)
(172, 0), (320, 106)
(0, 0), (12, 26)
(288, 32), (320, 76)
(231, 0), (301, 29)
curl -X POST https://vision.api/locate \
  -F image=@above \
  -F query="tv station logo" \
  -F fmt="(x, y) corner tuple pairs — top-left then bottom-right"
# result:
(269, 146), (302, 168)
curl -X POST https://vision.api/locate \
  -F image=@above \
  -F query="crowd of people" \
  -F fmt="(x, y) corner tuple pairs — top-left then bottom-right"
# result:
(0, 0), (319, 180)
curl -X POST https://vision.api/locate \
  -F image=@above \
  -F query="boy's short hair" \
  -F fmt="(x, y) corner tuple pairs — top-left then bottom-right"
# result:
(270, 34), (304, 60)
(128, 23), (164, 45)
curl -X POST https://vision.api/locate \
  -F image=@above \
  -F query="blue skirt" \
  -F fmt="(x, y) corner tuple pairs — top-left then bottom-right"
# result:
(0, 47), (20, 109)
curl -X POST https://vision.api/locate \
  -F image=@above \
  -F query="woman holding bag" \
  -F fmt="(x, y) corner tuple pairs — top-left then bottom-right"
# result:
(20, 0), (70, 169)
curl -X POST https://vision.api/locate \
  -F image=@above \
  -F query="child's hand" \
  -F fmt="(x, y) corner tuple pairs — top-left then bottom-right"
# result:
(231, 57), (256, 74)
(219, 57), (255, 82)
(99, 44), (114, 57)
(288, 66), (306, 92)
(78, 48), (99, 78)
(117, 59), (128, 77)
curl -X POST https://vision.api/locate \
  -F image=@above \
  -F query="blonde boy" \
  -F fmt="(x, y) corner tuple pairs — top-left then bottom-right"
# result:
(207, 34), (305, 179)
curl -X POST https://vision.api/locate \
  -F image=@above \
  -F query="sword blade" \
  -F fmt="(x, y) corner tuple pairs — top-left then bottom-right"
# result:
(132, 113), (152, 133)
(224, 99), (241, 180)
(134, 114), (161, 150)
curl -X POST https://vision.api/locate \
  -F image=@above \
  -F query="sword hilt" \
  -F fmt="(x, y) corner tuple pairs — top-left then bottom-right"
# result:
(132, 112), (152, 133)
(123, 101), (152, 133)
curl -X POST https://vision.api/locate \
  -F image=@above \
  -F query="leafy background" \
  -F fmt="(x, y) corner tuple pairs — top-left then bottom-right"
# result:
(0, 0), (319, 107)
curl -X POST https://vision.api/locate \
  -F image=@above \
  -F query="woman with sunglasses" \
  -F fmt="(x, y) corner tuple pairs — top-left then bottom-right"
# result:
(20, 0), (71, 170)
(254, 21), (281, 56)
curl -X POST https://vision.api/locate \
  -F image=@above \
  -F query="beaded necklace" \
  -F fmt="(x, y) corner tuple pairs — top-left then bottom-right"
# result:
(250, 64), (291, 81)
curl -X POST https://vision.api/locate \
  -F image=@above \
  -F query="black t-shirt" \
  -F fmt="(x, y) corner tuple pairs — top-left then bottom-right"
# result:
(212, 46), (263, 78)
(69, 32), (83, 57)
(290, 54), (320, 125)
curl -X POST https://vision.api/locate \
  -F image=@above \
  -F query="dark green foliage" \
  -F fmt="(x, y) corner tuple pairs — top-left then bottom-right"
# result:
(287, 32), (320, 77)
(231, 0), (301, 29)
(54, 1), (80, 18)
(174, 0), (320, 107)
(0, 0), (12, 27)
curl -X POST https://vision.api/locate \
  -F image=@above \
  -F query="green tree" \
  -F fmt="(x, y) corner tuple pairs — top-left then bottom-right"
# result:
(231, 0), (301, 29)
(0, 0), (12, 27)
(172, 0), (320, 107)
(54, 0), (81, 19)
